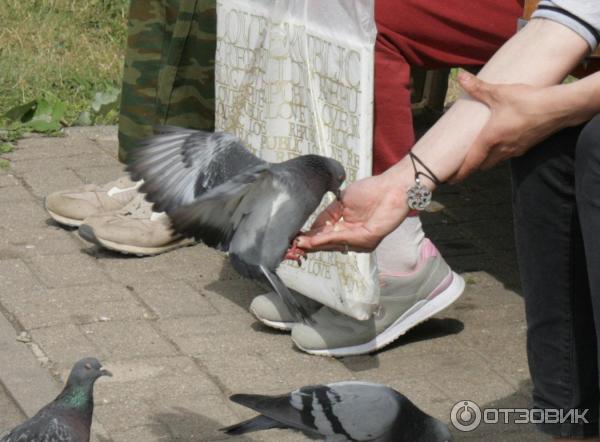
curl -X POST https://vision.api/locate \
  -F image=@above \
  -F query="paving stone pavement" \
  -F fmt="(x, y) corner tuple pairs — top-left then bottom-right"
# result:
(0, 126), (552, 441)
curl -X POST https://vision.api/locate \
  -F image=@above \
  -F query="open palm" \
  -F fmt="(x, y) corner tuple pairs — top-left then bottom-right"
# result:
(297, 174), (409, 253)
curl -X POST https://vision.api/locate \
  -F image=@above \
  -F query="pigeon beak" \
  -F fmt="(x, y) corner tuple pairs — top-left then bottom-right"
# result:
(335, 189), (342, 201)
(99, 367), (113, 377)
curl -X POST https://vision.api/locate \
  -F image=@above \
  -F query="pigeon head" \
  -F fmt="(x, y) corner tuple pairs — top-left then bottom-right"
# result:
(324, 157), (346, 199)
(296, 155), (346, 199)
(56, 357), (111, 408)
(53, 357), (111, 414)
(66, 357), (112, 387)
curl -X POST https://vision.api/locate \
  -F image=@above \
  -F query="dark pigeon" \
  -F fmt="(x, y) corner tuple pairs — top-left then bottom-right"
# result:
(221, 381), (452, 442)
(126, 127), (346, 323)
(0, 357), (111, 442)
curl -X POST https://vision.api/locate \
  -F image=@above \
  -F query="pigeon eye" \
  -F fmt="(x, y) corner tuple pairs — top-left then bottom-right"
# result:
(84, 363), (92, 370)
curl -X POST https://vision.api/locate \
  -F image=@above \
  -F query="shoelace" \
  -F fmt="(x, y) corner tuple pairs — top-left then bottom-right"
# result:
(116, 195), (154, 220)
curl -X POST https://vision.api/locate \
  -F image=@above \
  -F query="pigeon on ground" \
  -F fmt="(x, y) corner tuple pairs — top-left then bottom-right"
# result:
(0, 357), (112, 442)
(221, 381), (452, 442)
(126, 127), (346, 323)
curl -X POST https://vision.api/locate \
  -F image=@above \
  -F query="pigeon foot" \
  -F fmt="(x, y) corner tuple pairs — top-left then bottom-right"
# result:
(284, 239), (306, 266)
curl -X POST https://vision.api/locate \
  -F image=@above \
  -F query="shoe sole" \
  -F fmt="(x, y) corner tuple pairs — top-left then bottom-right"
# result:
(249, 306), (294, 332)
(78, 224), (196, 257)
(46, 207), (84, 227)
(293, 271), (465, 357)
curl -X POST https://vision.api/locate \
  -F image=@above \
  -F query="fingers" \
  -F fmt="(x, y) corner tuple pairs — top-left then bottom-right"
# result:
(309, 200), (344, 230)
(296, 227), (378, 253)
(479, 149), (506, 171)
(459, 72), (495, 106)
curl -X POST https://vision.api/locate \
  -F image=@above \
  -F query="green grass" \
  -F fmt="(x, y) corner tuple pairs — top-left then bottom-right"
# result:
(0, 0), (129, 124)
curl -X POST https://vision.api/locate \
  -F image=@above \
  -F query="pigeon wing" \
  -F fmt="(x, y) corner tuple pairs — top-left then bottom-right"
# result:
(313, 382), (401, 441)
(1, 414), (76, 442)
(0, 411), (45, 442)
(228, 393), (321, 436)
(220, 414), (285, 435)
(126, 127), (264, 213)
(168, 164), (274, 250)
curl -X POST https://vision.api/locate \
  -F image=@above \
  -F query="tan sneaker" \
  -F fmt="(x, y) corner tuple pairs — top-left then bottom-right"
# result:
(78, 193), (195, 256)
(45, 176), (142, 227)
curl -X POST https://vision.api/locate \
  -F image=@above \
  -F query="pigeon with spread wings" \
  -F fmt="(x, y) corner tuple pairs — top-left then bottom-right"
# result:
(127, 127), (346, 322)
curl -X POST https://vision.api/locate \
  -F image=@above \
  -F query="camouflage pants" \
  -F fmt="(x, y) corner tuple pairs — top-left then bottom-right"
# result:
(117, 0), (216, 163)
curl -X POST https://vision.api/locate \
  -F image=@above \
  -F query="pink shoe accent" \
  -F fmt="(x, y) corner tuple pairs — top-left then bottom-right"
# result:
(426, 271), (454, 301)
(379, 238), (439, 280)
(419, 238), (439, 260)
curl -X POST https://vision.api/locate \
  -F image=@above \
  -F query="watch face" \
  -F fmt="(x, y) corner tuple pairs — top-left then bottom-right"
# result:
(407, 182), (432, 211)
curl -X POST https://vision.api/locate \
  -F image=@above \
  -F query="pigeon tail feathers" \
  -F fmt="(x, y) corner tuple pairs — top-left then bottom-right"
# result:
(260, 266), (313, 324)
(221, 415), (284, 435)
(227, 393), (320, 435)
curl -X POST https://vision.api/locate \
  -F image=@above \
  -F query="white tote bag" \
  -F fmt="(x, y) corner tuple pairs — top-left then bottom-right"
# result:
(215, 0), (378, 320)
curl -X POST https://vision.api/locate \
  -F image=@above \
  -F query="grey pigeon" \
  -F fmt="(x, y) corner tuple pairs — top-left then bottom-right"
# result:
(0, 357), (111, 442)
(221, 381), (452, 442)
(126, 127), (346, 322)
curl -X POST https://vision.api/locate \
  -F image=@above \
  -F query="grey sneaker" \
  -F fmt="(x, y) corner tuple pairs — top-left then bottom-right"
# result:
(45, 176), (142, 227)
(78, 193), (195, 256)
(291, 239), (465, 357)
(249, 290), (322, 331)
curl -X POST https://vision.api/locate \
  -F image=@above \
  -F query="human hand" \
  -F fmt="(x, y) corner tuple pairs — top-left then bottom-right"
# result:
(451, 72), (571, 182)
(296, 173), (410, 253)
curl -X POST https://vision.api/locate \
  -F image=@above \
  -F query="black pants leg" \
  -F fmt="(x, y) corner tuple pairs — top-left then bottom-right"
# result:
(511, 120), (600, 438)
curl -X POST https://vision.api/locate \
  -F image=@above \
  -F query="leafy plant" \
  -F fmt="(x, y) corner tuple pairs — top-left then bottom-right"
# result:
(75, 86), (121, 126)
(0, 97), (66, 159)
(4, 98), (66, 133)
(0, 143), (13, 154)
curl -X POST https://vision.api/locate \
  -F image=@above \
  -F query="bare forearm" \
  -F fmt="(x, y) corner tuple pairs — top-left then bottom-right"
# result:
(561, 72), (600, 125)
(384, 19), (590, 188)
(298, 19), (596, 252)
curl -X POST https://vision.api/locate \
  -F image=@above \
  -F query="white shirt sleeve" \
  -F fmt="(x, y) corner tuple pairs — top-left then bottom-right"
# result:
(533, 0), (600, 51)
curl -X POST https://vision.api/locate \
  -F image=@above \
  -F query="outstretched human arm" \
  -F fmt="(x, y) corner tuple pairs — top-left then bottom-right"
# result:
(297, 18), (590, 253)
(451, 70), (600, 180)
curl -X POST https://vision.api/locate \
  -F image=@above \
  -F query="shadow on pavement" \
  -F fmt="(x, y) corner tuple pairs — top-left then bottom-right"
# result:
(149, 407), (254, 441)
(391, 317), (464, 348)
(450, 379), (551, 441)
(338, 317), (464, 373)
